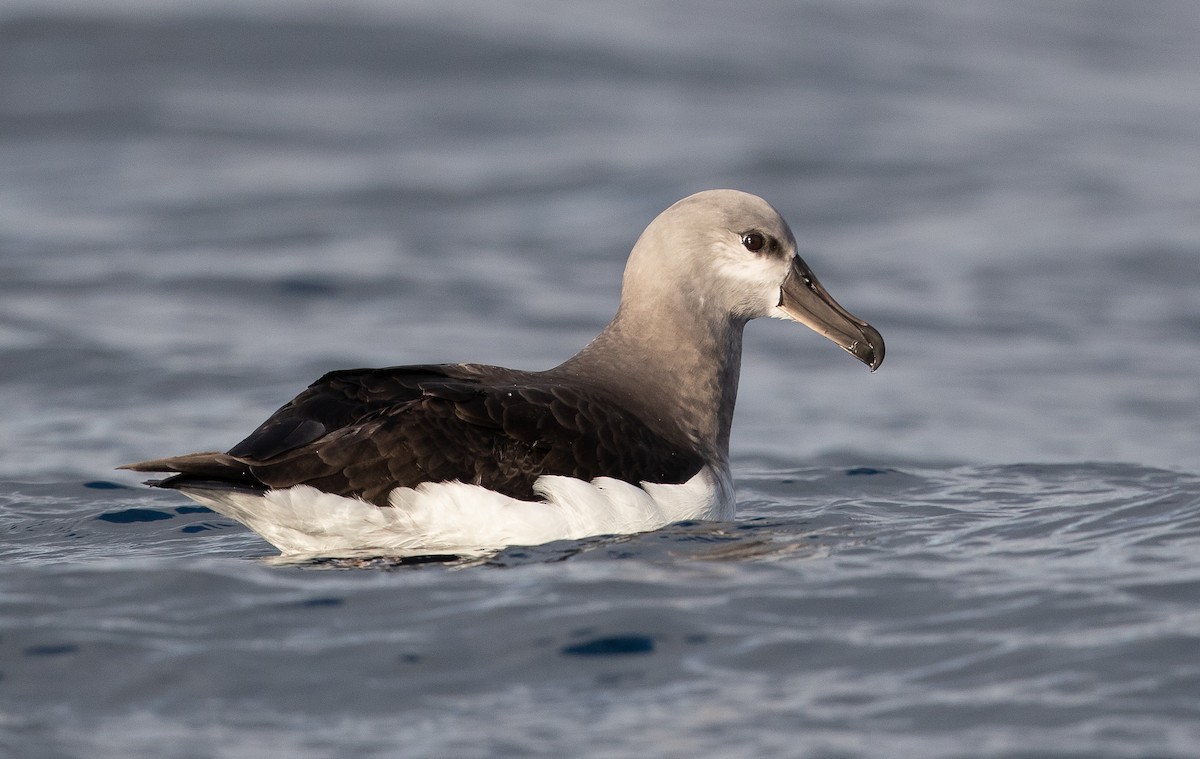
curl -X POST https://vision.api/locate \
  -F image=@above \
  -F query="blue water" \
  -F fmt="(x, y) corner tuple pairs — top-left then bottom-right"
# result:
(2, 2), (1199, 757)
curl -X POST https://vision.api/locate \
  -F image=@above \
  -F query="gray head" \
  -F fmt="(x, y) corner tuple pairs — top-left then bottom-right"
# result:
(620, 189), (884, 370)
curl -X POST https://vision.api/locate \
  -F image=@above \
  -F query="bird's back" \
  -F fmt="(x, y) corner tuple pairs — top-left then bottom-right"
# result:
(124, 363), (706, 505)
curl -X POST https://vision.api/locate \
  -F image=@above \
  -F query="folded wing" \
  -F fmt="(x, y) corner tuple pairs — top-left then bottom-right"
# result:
(122, 364), (704, 506)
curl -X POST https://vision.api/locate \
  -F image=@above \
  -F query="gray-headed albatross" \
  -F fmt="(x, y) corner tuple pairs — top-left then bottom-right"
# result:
(122, 190), (884, 557)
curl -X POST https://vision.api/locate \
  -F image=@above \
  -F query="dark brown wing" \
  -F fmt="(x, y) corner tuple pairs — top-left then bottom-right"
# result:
(123, 364), (704, 506)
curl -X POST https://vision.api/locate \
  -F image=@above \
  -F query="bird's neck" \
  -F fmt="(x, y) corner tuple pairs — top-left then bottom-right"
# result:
(551, 299), (745, 461)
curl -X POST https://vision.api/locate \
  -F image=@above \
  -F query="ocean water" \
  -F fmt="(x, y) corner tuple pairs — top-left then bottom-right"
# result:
(2, 1), (1199, 757)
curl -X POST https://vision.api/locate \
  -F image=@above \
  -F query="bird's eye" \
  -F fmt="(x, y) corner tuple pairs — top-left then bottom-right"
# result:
(742, 232), (766, 252)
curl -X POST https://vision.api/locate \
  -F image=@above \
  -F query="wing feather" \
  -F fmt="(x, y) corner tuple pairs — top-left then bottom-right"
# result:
(124, 364), (703, 506)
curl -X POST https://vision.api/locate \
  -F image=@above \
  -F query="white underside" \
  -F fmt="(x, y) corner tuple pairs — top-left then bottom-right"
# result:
(179, 465), (734, 558)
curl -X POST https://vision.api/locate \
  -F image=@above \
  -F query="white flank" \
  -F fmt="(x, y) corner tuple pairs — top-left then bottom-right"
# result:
(179, 465), (733, 558)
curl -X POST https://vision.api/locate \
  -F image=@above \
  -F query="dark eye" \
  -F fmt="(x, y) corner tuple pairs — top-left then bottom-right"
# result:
(742, 232), (766, 252)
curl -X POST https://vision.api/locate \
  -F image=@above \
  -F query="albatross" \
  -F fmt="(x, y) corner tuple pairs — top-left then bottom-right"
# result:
(122, 189), (884, 557)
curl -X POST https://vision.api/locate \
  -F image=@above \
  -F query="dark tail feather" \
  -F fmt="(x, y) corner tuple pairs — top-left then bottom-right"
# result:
(119, 452), (266, 491)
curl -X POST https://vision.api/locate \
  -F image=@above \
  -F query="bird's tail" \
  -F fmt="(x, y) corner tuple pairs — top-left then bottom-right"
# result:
(119, 452), (266, 492)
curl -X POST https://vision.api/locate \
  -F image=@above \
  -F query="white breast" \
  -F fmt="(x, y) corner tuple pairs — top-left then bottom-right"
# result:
(179, 465), (733, 558)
